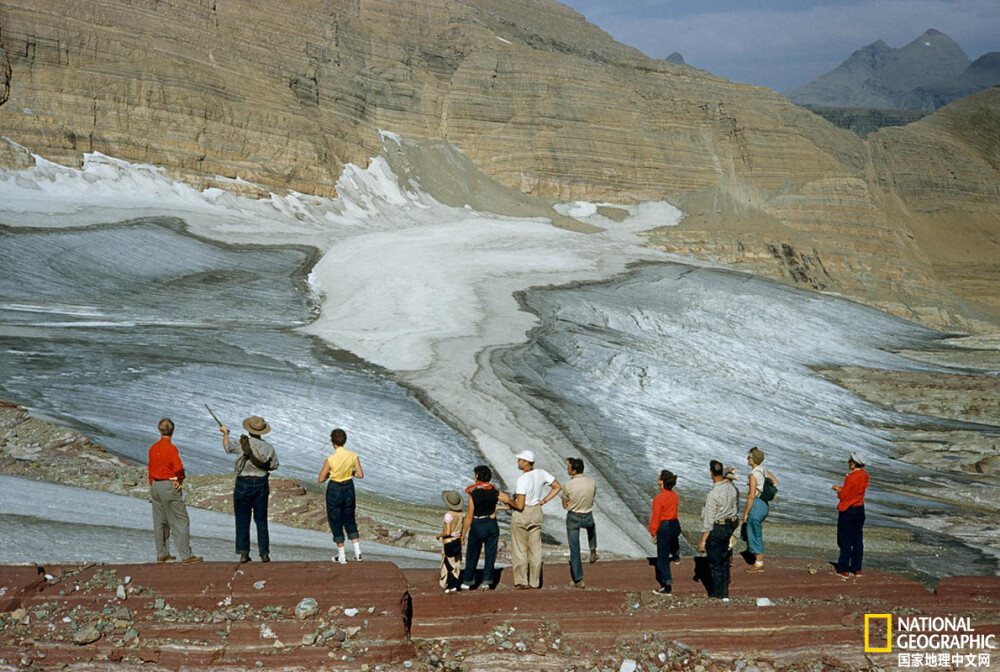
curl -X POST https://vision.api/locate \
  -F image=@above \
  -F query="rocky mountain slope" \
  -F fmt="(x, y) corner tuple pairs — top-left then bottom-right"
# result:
(902, 52), (1000, 109)
(786, 29), (972, 109)
(1, 1), (999, 331)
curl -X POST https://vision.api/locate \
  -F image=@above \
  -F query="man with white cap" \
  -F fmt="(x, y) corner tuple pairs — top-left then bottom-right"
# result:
(498, 450), (562, 589)
(831, 451), (869, 579)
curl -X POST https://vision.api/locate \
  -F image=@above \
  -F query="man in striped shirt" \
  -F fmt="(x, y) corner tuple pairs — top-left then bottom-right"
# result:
(697, 460), (738, 600)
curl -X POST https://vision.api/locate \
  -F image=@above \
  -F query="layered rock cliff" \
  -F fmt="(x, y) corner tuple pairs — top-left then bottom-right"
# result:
(1, 0), (999, 330)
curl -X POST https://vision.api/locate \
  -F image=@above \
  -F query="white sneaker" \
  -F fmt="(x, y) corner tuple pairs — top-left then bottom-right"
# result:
(333, 555), (347, 565)
(355, 554), (363, 562)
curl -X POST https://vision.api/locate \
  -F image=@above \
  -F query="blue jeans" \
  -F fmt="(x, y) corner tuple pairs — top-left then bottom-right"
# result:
(234, 475), (270, 556)
(326, 480), (359, 544)
(707, 520), (736, 598)
(463, 517), (499, 587)
(746, 497), (769, 555)
(655, 519), (681, 589)
(566, 511), (597, 583)
(836, 505), (865, 574)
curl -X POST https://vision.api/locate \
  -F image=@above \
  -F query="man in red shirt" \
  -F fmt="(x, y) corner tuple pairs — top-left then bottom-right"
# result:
(148, 418), (202, 565)
(831, 451), (869, 579)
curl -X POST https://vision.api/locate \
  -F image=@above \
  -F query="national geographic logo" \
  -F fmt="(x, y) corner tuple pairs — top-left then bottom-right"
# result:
(864, 615), (997, 668)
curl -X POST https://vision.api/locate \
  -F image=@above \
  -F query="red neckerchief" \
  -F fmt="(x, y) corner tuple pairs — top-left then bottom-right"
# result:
(465, 481), (496, 494)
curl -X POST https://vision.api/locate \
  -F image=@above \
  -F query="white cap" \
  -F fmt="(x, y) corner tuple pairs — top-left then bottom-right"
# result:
(515, 450), (536, 463)
(849, 451), (866, 466)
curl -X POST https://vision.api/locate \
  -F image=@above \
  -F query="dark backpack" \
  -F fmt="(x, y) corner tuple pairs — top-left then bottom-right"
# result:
(759, 470), (777, 502)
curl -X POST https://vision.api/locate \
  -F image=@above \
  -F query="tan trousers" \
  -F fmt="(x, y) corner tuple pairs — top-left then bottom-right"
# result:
(511, 504), (544, 587)
(150, 480), (193, 560)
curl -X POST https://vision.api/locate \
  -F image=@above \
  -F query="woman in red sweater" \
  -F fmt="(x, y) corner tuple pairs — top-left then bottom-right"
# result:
(831, 451), (869, 579)
(649, 470), (680, 596)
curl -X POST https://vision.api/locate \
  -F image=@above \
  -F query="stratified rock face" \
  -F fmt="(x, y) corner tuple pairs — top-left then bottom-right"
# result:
(0, 2), (998, 330)
(786, 29), (971, 109)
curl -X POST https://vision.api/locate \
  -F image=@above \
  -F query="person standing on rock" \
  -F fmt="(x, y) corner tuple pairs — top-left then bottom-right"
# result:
(461, 464), (501, 591)
(317, 428), (364, 564)
(498, 450), (562, 589)
(562, 457), (598, 588)
(832, 451), (869, 579)
(147, 418), (202, 565)
(742, 447), (776, 573)
(436, 490), (465, 593)
(649, 469), (680, 596)
(220, 415), (279, 563)
(698, 460), (739, 600)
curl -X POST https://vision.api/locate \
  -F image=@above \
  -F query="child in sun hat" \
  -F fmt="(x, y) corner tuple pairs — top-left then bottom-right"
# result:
(436, 490), (465, 592)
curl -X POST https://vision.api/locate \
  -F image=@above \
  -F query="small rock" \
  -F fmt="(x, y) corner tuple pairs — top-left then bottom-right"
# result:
(72, 625), (102, 645)
(113, 619), (131, 629)
(346, 625), (361, 637)
(295, 598), (319, 619)
(123, 575), (132, 584)
(253, 580), (267, 590)
(500, 641), (514, 650)
(154, 598), (165, 610)
(302, 632), (319, 646)
(807, 567), (818, 575)
(11, 608), (28, 624)
(695, 665), (706, 672)
(116, 585), (127, 600)
(124, 628), (139, 640)
(344, 608), (359, 617)
(620, 660), (638, 672)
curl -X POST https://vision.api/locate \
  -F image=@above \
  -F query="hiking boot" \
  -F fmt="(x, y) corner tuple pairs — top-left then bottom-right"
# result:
(589, 549), (599, 564)
(239, 553), (251, 564)
(572, 580), (585, 589)
(182, 556), (203, 566)
(832, 571), (851, 580)
(260, 555), (270, 563)
(745, 564), (765, 573)
(652, 587), (672, 596)
(156, 555), (176, 564)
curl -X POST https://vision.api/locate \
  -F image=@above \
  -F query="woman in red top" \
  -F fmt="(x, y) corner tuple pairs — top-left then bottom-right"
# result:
(649, 470), (680, 596)
(831, 451), (869, 579)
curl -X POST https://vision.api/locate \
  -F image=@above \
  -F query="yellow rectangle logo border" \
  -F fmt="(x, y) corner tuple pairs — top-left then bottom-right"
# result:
(864, 614), (892, 652)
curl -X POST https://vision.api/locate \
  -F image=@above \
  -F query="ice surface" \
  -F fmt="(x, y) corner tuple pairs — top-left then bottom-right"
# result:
(2, 142), (997, 570)
(0, 475), (437, 566)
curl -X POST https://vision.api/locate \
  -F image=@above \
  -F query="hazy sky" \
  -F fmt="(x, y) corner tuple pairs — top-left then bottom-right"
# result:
(557, 0), (1000, 92)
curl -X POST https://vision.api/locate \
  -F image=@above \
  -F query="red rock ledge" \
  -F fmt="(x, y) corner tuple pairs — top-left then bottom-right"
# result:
(2, 558), (999, 671)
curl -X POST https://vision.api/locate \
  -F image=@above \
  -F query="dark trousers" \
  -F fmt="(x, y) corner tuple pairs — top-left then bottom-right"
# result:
(463, 517), (499, 587)
(566, 511), (597, 583)
(706, 520), (736, 599)
(655, 519), (681, 589)
(326, 479), (359, 544)
(234, 475), (270, 556)
(442, 539), (463, 590)
(836, 505), (865, 574)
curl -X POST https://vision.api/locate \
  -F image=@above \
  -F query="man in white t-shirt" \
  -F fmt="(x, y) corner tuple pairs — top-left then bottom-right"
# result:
(498, 450), (562, 588)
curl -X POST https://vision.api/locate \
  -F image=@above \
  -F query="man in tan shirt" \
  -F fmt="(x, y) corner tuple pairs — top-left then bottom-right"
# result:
(562, 457), (598, 587)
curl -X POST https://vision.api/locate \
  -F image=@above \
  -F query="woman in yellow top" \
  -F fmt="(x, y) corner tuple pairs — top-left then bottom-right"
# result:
(317, 428), (365, 564)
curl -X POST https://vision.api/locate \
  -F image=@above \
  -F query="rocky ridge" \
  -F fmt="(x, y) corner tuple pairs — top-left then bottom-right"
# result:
(785, 29), (972, 109)
(0, 1), (999, 333)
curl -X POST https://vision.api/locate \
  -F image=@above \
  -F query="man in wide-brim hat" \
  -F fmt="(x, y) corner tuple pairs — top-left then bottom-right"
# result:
(220, 414), (280, 564)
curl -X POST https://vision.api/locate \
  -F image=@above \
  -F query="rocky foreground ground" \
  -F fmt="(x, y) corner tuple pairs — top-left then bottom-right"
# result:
(1, 558), (999, 671)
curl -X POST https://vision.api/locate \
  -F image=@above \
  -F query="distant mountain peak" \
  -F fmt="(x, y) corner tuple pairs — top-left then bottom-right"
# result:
(786, 29), (972, 109)
(664, 51), (685, 65)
